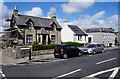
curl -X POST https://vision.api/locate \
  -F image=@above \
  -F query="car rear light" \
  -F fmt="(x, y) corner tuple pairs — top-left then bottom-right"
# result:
(61, 49), (63, 52)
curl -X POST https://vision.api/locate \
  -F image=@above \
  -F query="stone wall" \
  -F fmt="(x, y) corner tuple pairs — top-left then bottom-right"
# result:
(2, 47), (16, 58)
(2, 46), (54, 59)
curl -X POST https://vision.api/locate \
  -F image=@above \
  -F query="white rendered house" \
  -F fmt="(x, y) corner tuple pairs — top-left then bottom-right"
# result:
(85, 28), (116, 47)
(61, 19), (89, 43)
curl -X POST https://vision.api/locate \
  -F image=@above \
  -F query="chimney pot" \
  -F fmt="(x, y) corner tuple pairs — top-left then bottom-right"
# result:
(64, 19), (68, 22)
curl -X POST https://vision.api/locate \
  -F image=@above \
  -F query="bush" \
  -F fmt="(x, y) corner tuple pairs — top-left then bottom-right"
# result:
(32, 44), (60, 51)
(63, 42), (84, 47)
(33, 41), (39, 45)
(0, 43), (5, 49)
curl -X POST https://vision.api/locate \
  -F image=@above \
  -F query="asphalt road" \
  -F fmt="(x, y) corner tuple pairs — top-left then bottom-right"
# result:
(1, 48), (119, 79)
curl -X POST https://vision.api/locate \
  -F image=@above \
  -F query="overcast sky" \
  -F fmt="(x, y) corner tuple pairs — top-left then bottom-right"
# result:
(0, 0), (119, 36)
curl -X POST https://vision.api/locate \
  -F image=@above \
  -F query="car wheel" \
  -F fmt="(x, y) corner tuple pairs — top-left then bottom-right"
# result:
(63, 54), (68, 59)
(101, 49), (104, 53)
(93, 50), (96, 55)
(78, 52), (82, 57)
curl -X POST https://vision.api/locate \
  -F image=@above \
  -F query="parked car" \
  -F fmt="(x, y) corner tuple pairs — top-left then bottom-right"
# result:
(54, 45), (82, 59)
(82, 44), (104, 54)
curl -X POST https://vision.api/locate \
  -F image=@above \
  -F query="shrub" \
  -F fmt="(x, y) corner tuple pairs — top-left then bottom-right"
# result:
(63, 42), (84, 47)
(33, 41), (39, 45)
(32, 44), (60, 51)
(0, 43), (5, 49)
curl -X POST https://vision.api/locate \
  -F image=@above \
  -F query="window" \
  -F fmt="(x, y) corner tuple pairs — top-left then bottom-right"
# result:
(51, 35), (55, 41)
(78, 36), (82, 41)
(28, 23), (31, 29)
(39, 35), (41, 43)
(73, 28), (78, 31)
(97, 44), (101, 47)
(27, 35), (32, 43)
(70, 46), (76, 49)
(85, 36), (86, 41)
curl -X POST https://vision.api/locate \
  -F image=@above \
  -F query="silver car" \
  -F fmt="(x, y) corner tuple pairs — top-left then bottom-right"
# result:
(82, 44), (104, 54)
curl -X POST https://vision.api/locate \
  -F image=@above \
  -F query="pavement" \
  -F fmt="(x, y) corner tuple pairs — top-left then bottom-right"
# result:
(1, 47), (119, 78)
(0, 46), (118, 65)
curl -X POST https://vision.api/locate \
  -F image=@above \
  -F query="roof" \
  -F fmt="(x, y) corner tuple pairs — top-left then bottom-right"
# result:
(68, 25), (87, 36)
(0, 32), (10, 41)
(14, 14), (62, 29)
(37, 27), (49, 35)
(84, 28), (114, 33)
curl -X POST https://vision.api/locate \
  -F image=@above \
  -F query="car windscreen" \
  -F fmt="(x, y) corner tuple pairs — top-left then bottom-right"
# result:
(85, 44), (95, 48)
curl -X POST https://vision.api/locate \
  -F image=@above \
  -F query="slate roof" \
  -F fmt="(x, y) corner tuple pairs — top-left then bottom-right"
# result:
(68, 25), (88, 36)
(14, 14), (62, 29)
(0, 32), (10, 41)
(84, 27), (114, 33)
(37, 27), (49, 35)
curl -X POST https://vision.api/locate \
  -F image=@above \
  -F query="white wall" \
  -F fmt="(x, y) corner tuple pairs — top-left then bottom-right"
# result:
(102, 33), (116, 47)
(61, 22), (74, 42)
(75, 35), (89, 43)
(87, 32), (116, 47)
(87, 32), (103, 44)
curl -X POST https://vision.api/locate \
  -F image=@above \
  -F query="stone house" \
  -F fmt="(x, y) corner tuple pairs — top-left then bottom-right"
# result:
(5, 6), (62, 45)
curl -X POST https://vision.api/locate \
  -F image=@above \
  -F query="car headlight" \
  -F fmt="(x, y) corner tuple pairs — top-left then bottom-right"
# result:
(88, 49), (92, 52)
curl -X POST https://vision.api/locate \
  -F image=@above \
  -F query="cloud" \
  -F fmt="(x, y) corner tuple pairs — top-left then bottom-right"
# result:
(57, 19), (65, 27)
(0, 2), (12, 34)
(24, 7), (43, 17)
(47, 7), (56, 17)
(61, 0), (95, 14)
(69, 11), (118, 31)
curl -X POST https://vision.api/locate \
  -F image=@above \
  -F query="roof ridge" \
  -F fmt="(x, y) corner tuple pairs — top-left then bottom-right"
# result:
(18, 14), (52, 20)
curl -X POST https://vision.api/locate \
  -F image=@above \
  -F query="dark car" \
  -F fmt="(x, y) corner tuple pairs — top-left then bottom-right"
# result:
(54, 45), (82, 59)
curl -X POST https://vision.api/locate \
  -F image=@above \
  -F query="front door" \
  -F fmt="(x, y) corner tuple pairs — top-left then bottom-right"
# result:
(88, 37), (91, 43)
(43, 35), (46, 44)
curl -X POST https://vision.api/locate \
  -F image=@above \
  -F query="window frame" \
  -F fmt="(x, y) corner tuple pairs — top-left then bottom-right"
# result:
(26, 35), (33, 43)
(28, 23), (31, 30)
(51, 35), (56, 42)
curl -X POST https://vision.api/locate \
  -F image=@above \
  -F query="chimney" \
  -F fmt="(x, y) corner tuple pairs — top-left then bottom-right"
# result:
(51, 14), (56, 21)
(64, 19), (68, 23)
(13, 5), (18, 16)
(63, 19), (69, 27)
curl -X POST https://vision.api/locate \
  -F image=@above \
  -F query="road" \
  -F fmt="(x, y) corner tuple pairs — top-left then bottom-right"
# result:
(1, 49), (119, 79)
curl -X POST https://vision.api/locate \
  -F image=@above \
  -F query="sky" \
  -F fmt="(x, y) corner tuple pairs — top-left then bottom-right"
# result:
(0, 0), (119, 36)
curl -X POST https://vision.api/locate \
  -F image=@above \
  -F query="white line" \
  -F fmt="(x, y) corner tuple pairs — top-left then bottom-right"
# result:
(96, 58), (116, 65)
(52, 69), (81, 79)
(86, 67), (120, 78)
(0, 69), (6, 78)
(109, 67), (119, 78)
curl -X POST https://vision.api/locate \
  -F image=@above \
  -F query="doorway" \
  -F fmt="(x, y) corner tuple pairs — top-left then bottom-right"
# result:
(43, 35), (46, 44)
(88, 37), (92, 43)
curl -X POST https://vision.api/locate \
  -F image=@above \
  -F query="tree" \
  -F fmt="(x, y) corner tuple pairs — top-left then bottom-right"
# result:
(108, 28), (115, 32)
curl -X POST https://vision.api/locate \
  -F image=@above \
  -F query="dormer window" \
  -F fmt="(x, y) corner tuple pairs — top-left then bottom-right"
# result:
(51, 25), (54, 29)
(28, 23), (31, 30)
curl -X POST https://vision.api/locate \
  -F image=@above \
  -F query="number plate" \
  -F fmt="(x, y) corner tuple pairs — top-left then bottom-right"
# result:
(55, 53), (59, 55)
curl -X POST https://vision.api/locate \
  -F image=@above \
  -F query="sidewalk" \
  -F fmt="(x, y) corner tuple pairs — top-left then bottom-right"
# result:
(1, 46), (119, 65)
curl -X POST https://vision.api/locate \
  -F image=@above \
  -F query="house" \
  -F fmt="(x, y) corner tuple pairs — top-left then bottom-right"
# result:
(61, 19), (88, 43)
(5, 6), (62, 46)
(114, 32), (120, 44)
(85, 27), (116, 47)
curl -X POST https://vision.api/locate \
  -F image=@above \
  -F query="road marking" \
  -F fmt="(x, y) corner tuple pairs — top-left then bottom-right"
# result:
(96, 57), (116, 65)
(52, 69), (81, 79)
(85, 67), (120, 79)
(0, 69), (6, 78)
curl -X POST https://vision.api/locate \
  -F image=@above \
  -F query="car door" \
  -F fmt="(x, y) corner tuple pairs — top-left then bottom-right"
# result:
(96, 44), (102, 52)
(69, 45), (76, 56)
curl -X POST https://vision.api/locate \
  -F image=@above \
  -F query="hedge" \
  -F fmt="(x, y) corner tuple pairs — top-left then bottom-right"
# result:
(63, 42), (84, 47)
(32, 44), (60, 51)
